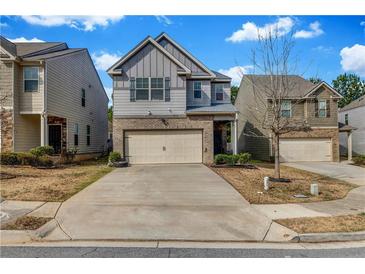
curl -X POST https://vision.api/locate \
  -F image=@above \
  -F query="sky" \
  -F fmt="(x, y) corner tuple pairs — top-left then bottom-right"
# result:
(1, 15), (365, 103)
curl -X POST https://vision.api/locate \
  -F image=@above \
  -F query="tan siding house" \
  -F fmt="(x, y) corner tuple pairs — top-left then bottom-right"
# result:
(0, 36), (108, 157)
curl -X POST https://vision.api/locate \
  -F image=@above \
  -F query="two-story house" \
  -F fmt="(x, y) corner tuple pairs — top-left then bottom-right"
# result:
(235, 75), (343, 162)
(108, 33), (237, 164)
(0, 36), (109, 158)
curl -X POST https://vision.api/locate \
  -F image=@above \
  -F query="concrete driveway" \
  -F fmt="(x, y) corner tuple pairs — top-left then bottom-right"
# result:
(55, 164), (273, 241)
(283, 162), (365, 186)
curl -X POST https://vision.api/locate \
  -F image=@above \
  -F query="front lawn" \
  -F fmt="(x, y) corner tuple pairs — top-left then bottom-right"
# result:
(211, 163), (355, 204)
(0, 157), (114, 202)
(275, 213), (365, 233)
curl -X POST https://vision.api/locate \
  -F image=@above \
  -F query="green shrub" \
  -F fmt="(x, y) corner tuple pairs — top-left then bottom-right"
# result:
(17, 152), (37, 166)
(237, 152), (252, 164)
(30, 146), (54, 157)
(32, 156), (54, 167)
(225, 154), (237, 166)
(353, 155), (365, 165)
(109, 151), (122, 163)
(0, 153), (22, 165)
(214, 154), (227, 164)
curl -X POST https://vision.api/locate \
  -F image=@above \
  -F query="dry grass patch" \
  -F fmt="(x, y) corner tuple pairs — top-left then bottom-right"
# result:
(1, 216), (52, 230)
(211, 163), (355, 204)
(276, 213), (365, 233)
(0, 158), (114, 202)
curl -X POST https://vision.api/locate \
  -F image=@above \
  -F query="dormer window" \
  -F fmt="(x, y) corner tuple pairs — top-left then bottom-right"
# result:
(280, 100), (292, 118)
(193, 81), (202, 99)
(215, 84), (224, 101)
(24, 67), (39, 92)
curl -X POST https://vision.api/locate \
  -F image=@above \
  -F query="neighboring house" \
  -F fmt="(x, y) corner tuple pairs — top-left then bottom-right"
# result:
(235, 75), (343, 162)
(107, 33), (237, 164)
(338, 95), (365, 157)
(0, 36), (109, 158)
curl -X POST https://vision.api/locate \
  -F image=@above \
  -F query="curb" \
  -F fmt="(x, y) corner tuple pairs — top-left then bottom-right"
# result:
(291, 231), (365, 243)
(30, 219), (59, 240)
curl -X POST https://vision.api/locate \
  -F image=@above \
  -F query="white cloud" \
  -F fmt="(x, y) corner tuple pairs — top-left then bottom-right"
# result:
(8, 37), (45, 43)
(340, 44), (365, 76)
(20, 16), (124, 32)
(312, 45), (334, 54)
(218, 65), (253, 85)
(294, 21), (324, 39)
(0, 22), (8, 28)
(155, 16), (173, 25)
(92, 51), (120, 71)
(361, 21), (365, 26)
(226, 17), (295, 43)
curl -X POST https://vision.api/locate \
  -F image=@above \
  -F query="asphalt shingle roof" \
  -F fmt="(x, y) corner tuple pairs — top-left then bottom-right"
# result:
(14, 42), (65, 57)
(22, 48), (84, 61)
(339, 95), (365, 112)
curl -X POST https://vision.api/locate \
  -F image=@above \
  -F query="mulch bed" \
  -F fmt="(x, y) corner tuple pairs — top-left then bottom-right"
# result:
(1, 216), (52, 230)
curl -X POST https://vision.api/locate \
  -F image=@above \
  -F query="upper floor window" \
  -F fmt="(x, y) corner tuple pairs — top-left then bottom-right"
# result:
(151, 78), (164, 101)
(86, 125), (91, 146)
(345, 114), (349, 125)
(81, 88), (86, 107)
(318, 100), (327, 118)
(215, 84), (224, 101)
(136, 78), (150, 100)
(280, 100), (292, 118)
(193, 81), (202, 99)
(24, 67), (39, 92)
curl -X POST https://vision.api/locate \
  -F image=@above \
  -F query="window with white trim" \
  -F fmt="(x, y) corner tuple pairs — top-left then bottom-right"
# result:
(280, 100), (292, 118)
(215, 84), (224, 101)
(151, 78), (164, 101)
(318, 100), (327, 117)
(24, 67), (39, 92)
(136, 78), (149, 100)
(193, 81), (202, 99)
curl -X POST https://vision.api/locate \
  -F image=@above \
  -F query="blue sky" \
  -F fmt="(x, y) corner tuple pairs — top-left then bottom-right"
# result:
(1, 15), (365, 102)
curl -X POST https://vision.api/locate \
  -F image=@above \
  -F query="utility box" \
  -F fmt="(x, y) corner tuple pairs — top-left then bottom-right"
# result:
(310, 183), (319, 196)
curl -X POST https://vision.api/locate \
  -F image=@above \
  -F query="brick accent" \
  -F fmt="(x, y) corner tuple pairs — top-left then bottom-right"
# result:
(280, 128), (340, 162)
(0, 109), (13, 152)
(113, 116), (214, 164)
(48, 116), (67, 151)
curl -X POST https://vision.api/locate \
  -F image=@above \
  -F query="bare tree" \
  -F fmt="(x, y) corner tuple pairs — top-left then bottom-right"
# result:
(245, 29), (310, 179)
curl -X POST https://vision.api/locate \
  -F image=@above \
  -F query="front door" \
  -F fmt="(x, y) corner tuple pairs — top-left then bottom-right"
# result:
(48, 125), (62, 154)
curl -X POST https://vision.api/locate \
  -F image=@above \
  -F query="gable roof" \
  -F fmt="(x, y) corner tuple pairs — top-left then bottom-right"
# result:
(241, 75), (341, 99)
(0, 36), (17, 57)
(155, 32), (216, 78)
(15, 42), (66, 57)
(107, 36), (191, 75)
(22, 48), (84, 61)
(339, 94), (365, 112)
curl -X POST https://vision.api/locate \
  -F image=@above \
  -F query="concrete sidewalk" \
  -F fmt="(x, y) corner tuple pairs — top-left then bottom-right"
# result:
(255, 162), (365, 219)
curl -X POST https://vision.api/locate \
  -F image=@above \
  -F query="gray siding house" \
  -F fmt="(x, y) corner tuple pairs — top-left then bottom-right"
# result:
(108, 33), (237, 164)
(0, 36), (109, 158)
(235, 75), (343, 162)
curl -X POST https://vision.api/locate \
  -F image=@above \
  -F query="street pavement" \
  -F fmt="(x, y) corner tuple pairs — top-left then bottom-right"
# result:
(1, 246), (365, 257)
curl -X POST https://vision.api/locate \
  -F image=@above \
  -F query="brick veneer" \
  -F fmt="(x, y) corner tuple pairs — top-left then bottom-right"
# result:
(113, 115), (214, 164)
(280, 128), (340, 162)
(0, 109), (13, 152)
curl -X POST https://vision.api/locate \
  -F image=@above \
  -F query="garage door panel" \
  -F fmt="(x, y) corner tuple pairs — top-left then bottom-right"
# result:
(280, 138), (332, 162)
(125, 130), (203, 164)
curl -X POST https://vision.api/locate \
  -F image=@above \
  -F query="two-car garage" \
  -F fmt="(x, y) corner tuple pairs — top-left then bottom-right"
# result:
(279, 138), (332, 162)
(125, 130), (203, 164)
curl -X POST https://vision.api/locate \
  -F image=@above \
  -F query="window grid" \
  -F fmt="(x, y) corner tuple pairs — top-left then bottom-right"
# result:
(318, 100), (327, 118)
(86, 125), (91, 146)
(135, 77), (164, 101)
(193, 81), (202, 99)
(215, 84), (224, 101)
(280, 100), (292, 118)
(24, 67), (39, 92)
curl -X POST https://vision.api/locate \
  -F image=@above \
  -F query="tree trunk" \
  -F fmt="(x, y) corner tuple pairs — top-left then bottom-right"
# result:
(274, 133), (281, 179)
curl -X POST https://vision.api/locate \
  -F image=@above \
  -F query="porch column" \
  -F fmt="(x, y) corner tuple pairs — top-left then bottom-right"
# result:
(347, 131), (353, 161)
(40, 113), (48, 146)
(232, 113), (238, 154)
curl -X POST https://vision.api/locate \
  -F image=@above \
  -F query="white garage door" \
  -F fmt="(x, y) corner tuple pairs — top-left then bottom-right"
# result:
(279, 138), (332, 162)
(125, 130), (203, 164)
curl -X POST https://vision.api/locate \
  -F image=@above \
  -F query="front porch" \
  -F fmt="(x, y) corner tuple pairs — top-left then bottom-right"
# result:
(213, 116), (238, 156)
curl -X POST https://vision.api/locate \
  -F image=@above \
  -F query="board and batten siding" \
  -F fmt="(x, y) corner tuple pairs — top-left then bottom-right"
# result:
(186, 80), (211, 107)
(18, 65), (44, 113)
(158, 38), (209, 75)
(211, 82), (231, 104)
(46, 50), (108, 153)
(113, 43), (187, 116)
(13, 63), (41, 151)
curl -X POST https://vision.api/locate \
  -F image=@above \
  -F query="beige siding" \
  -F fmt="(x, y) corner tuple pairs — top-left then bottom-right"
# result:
(186, 80), (211, 107)
(46, 50), (108, 153)
(113, 43), (187, 116)
(0, 61), (13, 108)
(13, 63), (41, 151)
(18, 65), (44, 113)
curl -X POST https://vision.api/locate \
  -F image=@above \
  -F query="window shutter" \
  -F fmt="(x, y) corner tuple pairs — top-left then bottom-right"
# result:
(130, 77), (136, 102)
(326, 99), (330, 117)
(315, 99), (319, 117)
(165, 77), (170, 102)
